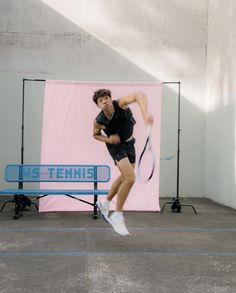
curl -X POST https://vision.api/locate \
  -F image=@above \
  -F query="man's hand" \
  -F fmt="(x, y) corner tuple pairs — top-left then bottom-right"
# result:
(108, 134), (120, 144)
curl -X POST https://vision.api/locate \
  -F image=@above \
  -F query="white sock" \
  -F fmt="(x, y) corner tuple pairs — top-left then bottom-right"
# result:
(114, 211), (123, 218)
(103, 199), (111, 207)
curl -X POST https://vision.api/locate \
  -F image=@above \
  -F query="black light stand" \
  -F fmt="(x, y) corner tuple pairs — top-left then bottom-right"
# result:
(161, 81), (197, 214)
(1, 78), (100, 219)
(1, 78), (46, 219)
(17, 79), (46, 217)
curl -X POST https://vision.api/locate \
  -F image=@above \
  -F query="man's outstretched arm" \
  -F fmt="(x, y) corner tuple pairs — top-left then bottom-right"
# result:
(118, 92), (153, 125)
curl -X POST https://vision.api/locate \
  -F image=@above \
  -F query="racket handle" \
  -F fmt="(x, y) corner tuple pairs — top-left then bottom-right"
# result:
(147, 124), (151, 137)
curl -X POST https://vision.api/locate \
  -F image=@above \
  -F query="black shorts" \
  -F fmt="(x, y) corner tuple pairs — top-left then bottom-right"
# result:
(106, 138), (136, 164)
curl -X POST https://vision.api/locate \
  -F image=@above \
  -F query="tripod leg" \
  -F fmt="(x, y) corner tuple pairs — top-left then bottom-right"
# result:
(31, 202), (38, 211)
(191, 205), (197, 214)
(180, 204), (197, 214)
(160, 201), (174, 213)
(0, 199), (15, 212)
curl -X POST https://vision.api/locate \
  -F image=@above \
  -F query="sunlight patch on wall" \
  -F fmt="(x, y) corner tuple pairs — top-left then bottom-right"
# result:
(40, 0), (207, 110)
(206, 58), (235, 113)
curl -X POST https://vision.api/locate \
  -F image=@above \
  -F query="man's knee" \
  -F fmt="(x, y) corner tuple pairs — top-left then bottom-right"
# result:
(124, 172), (135, 186)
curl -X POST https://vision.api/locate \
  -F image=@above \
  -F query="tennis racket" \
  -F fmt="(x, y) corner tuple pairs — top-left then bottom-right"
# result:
(137, 124), (156, 183)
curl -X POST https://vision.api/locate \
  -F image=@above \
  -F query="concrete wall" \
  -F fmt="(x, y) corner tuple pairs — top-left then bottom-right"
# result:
(205, 0), (236, 208)
(0, 0), (208, 199)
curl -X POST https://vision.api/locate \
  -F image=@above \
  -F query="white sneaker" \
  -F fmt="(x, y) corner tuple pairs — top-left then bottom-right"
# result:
(109, 212), (130, 236)
(96, 200), (110, 223)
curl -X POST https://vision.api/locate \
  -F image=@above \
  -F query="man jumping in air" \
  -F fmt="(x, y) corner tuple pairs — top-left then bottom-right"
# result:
(93, 89), (153, 236)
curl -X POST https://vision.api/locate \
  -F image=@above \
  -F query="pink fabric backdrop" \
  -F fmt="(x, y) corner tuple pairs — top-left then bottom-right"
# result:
(39, 81), (162, 212)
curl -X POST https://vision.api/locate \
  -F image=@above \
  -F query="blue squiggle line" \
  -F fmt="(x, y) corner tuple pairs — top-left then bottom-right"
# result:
(160, 155), (175, 160)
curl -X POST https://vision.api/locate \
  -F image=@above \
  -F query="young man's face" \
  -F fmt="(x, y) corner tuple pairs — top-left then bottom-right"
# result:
(97, 95), (113, 111)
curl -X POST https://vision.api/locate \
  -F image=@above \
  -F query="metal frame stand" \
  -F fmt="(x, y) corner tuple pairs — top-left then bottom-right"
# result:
(1, 78), (196, 216)
(0, 78), (99, 219)
(161, 82), (197, 214)
(0, 79), (45, 219)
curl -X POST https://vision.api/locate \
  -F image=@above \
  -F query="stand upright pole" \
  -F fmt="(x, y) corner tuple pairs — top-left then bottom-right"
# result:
(161, 82), (197, 214)
(14, 78), (46, 218)
(19, 79), (25, 189)
(176, 81), (180, 199)
(19, 79), (45, 186)
(20, 78), (46, 168)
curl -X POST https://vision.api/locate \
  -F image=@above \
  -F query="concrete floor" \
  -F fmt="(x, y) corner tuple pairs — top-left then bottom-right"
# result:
(0, 197), (235, 293)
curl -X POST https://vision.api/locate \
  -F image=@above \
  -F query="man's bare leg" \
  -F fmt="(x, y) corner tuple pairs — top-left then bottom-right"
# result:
(115, 157), (135, 211)
(106, 175), (123, 201)
(108, 158), (135, 235)
(96, 175), (123, 222)
(97, 158), (135, 234)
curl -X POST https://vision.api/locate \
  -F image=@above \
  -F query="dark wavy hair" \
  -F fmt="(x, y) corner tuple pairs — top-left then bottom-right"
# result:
(93, 89), (111, 104)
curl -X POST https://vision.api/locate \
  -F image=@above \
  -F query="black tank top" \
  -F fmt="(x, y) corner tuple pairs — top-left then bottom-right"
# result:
(96, 100), (136, 143)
